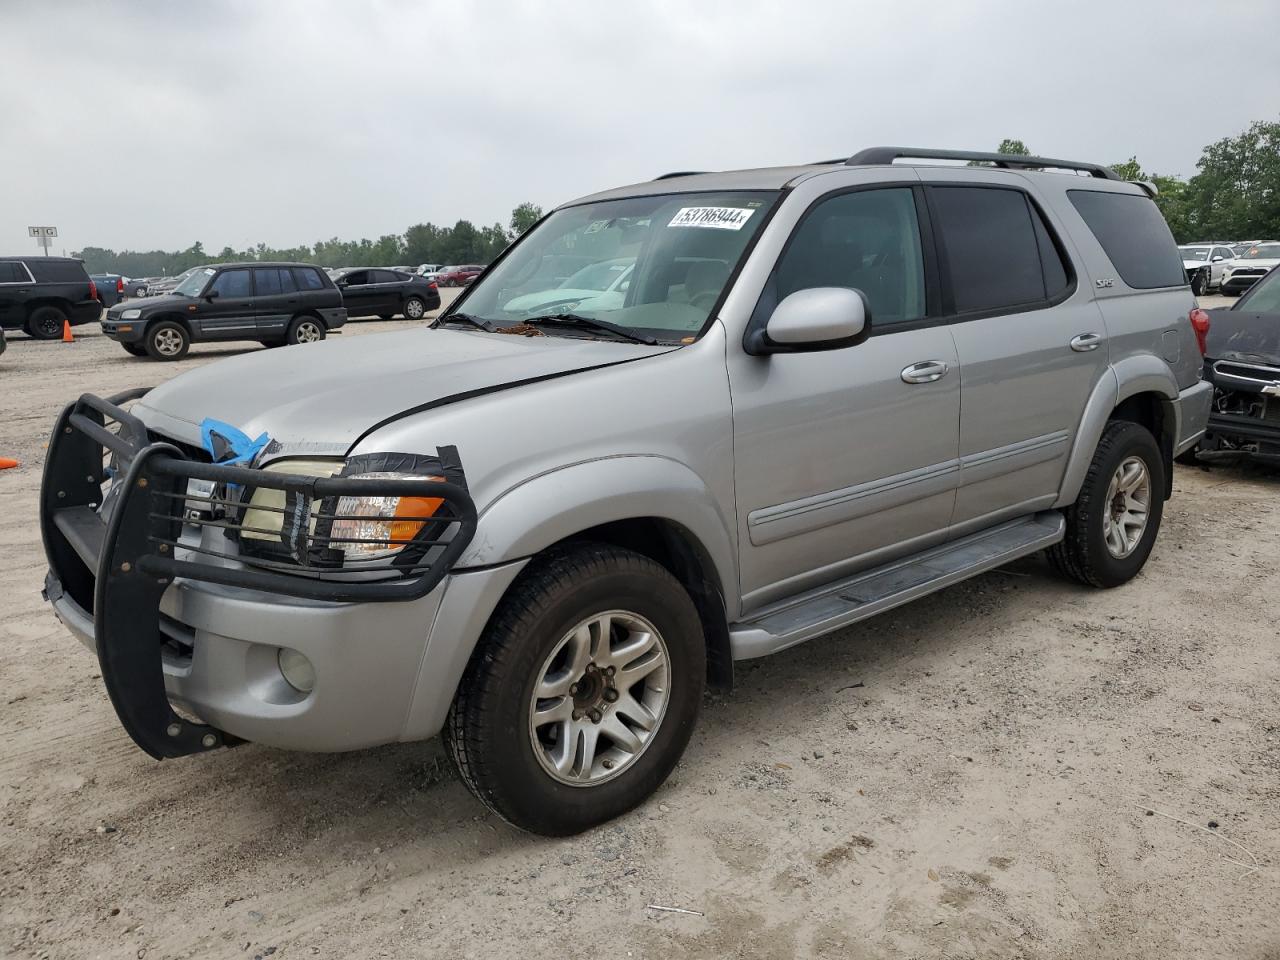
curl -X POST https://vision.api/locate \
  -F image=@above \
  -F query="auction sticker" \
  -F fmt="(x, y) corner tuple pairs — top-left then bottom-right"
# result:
(668, 207), (755, 230)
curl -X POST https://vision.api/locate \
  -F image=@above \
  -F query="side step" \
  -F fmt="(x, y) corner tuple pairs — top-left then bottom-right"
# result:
(729, 511), (1064, 661)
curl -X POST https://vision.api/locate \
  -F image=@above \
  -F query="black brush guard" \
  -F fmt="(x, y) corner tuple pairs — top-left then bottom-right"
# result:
(40, 391), (477, 759)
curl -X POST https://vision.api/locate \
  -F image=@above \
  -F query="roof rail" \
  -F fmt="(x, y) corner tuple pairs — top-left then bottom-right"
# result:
(845, 147), (1121, 181)
(654, 170), (710, 180)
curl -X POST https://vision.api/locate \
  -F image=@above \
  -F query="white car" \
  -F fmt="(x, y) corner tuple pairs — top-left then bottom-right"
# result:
(501, 257), (635, 316)
(1221, 242), (1280, 296)
(1178, 244), (1234, 295)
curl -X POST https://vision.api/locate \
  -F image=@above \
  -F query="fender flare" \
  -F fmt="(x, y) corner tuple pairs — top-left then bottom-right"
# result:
(457, 455), (739, 605)
(1055, 358), (1179, 508)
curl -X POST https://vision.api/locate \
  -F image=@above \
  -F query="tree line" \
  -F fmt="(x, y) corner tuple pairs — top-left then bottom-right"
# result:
(74, 202), (544, 278)
(986, 119), (1280, 242)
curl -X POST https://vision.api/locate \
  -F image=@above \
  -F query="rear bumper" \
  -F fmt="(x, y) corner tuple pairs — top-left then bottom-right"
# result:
(320, 306), (347, 330)
(70, 300), (103, 325)
(1174, 379), (1213, 454)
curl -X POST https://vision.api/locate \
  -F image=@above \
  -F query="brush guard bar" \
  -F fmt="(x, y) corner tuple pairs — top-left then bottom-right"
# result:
(40, 391), (477, 759)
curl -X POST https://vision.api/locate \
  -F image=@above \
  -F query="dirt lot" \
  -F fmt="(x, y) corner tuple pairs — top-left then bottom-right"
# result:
(2, 294), (1278, 960)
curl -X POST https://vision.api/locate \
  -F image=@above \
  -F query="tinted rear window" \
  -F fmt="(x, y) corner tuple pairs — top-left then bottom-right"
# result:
(930, 186), (1046, 313)
(0, 261), (30, 283)
(1067, 190), (1185, 289)
(27, 260), (89, 283)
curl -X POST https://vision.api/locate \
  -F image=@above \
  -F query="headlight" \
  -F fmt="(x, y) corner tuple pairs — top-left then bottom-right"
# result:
(330, 471), (445, 559)
(120, 308), (141, 319)
(240, 458), (343, 542)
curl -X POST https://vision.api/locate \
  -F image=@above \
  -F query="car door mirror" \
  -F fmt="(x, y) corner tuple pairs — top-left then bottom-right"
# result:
(746, 287), (869, 355)
(1212, 255), (1224, 262)
(204, 289), (219, 301)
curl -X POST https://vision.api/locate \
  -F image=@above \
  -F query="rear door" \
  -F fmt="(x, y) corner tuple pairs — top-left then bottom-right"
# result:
(252, 267), (299, 337)
(923, 174), (1107, 531)
(195, 268), (255, 339)
(370, 269), (403, 314)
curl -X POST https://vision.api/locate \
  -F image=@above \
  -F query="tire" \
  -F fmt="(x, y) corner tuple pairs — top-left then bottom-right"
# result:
(25, 305), (67, 340)
(258, 339), (286, 348)
(286, 315), (325, 345)
(1047, 420), (1165, 588)
(1191, 269), (1208, 296)
(121, 343), (146, 357)
(404, 296), (426, 320)
(378, 314), (394, 321)
(445, 543), (705, 836)
(143, 321), (190, 361)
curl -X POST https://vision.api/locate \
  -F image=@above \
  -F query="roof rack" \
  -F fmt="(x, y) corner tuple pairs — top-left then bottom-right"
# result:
(653, 170), (710, 180)
(845, 147), (1121, 181)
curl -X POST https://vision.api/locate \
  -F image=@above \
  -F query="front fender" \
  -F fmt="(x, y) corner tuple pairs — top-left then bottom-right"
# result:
(458, 455), (739, 611)
(1055, 357), (1179, 507)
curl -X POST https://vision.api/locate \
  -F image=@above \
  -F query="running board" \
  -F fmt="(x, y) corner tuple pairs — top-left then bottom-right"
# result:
(729, 511), (1064, 661)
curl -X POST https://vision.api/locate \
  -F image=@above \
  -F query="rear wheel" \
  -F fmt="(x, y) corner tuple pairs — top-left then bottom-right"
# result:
(25, 305), (67, 340)
(144, 321), (190, 361)
(404, 296), (426, 320)
(1048, 420), (1165, 588)
(446, 544), (705, 836)
(286, 315), (325, 345)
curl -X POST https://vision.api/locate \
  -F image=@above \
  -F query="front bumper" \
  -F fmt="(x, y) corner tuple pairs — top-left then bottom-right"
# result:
(1221, 272), (1265, 293)
(100, 316), (146, 343)
(41, 391), (479, 758)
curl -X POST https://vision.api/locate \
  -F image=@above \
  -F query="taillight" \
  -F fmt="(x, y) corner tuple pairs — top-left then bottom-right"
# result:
(1189, 307), (1211, 356)
(427, 281), (438, 290)
(116, 277), (124, 293)
(89, 279), (99, 301)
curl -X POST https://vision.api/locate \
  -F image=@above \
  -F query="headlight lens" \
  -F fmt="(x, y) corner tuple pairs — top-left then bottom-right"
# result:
(241, 458), (343, 541)
(120, 308), (141, 320)
(330, 471), (445, 559)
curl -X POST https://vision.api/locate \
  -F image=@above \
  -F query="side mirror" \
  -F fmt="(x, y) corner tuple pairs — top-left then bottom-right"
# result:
(204, 289), (219, 301)
(745, 287), (869, 355)
(1212, 255), (1224, 262)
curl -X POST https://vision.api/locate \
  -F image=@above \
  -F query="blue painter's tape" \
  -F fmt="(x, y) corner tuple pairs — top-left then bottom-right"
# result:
(199, 418), (270, 467)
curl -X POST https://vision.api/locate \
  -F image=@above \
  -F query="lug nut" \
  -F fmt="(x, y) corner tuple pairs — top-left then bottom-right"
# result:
(572, 709), (584, 721)
(603, 688), (619, 703)
(588, 709), (602, 723)
(569, 683), (580, 695)
(602, 759), (615, 770)
(605, 666), (616, 677)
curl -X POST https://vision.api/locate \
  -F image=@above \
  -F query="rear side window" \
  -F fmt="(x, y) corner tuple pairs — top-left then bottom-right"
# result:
(930, 186), (1068, 313)
(294, 267), (326, 290)
(254, 267), (298, 295)
(0, 262), (30, 283)
(1067, 190), (1185, 289)
(774, 187), (927, 324)
(371, 270), (399, 283)
(209, 269), (252, 298)
(27, 260), (89, 283)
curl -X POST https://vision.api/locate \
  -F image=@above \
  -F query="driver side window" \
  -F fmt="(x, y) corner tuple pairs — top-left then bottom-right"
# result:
(775, 188), (926, 324)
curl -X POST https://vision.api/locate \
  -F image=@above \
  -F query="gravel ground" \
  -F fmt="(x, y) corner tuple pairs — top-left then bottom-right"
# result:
(2, 292), (1277, 959)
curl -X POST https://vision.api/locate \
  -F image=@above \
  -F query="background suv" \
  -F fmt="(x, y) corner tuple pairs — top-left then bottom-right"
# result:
(0, 256), (101, 339)
(101, 262), (347, 360)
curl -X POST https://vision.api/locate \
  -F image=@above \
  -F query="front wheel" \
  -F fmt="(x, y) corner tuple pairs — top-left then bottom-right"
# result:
(1047, 420), (1165, 588)
(1191, 269), (1208, 296)
(286, 315), (325, 345)
(144, 321), (190, 361)
(404, 296), (426, 320)
(445, 544), (705, 836)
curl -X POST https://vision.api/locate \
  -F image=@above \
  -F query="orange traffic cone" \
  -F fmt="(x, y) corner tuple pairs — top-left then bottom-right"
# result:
(0, 458), (19, 470)
(62, 321), (74, 342)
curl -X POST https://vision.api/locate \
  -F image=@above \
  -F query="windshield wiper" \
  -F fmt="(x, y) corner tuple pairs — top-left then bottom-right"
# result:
(521, 313), (657, 345)
(435, 312), (495, 332)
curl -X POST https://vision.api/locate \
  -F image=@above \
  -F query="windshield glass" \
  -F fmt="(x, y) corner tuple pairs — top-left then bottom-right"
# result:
(1179, 247), (1210, 261)
(1238, 268), (1280, 312)
(453, 191), (777, 341)
(173, 267), (214, 297)
(1240, 244), (1280, 260)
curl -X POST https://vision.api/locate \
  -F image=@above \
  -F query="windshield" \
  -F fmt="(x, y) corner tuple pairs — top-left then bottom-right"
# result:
(1179, 247), (1210, 261)
(1240, 244), (1280, 260)
(451, 191), (777, 341)
(1238, 267), (1280, 312)
(173, 267), (214, 297)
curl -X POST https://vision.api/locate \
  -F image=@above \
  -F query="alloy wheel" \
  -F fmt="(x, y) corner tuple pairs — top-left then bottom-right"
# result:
(153, 328), (184, 357)
(1103, 455), (1150, 559)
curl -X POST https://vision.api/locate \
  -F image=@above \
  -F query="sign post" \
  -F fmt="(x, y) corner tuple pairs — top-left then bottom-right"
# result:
(27, 226), (58, 256)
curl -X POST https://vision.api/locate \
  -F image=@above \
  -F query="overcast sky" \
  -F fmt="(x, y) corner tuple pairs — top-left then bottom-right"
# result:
(3, 0), (1277, 255)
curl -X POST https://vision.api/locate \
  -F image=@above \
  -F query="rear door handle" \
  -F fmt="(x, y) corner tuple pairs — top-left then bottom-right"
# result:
(1070, 332), (1103, 352)
(901, 360), (949, 384)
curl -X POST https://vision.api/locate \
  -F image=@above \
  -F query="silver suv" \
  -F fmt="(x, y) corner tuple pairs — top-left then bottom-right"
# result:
(42, 147), (1212, 835)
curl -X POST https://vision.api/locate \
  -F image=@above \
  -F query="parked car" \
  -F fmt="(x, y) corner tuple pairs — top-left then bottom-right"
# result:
(1178, 244), (1234, 295)
(1232, 241), (1261, 256)
(1220, 243), (1280, 296)
(1188, 263), (1280, 462)
(145, 267), (200, 298)
(123, 277), (150, 298)
(501, 256), (634, 316)
(332, 267), (440, 320)
(436, 264), (484, 287)
(91, 274), (127, 308)
(415, 263), (443, 277)
(100, 262), (347, 360)
(0, 256), (101, 339)
(41, 146), (1210, 836)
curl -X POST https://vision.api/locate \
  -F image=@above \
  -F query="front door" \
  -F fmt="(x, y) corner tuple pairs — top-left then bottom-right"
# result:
(728, 185), (962, 609)
(337, 270), (377, 316)
(195, 267), (255, 339)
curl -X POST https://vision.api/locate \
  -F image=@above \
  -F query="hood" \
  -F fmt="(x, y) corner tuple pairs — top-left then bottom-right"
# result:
(108, 293), (187, 317)
(1206, 308), (1280, 366)
(133, 328), (672, 452)
(1181, 259), (1210, 270)
(1229, 258), (1280, 271)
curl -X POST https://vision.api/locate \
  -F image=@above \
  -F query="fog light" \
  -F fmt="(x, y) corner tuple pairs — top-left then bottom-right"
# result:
(278, 647), (315, 693)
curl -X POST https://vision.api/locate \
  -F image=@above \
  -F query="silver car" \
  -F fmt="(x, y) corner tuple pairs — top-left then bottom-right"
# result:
(42, 146), (1212, 835)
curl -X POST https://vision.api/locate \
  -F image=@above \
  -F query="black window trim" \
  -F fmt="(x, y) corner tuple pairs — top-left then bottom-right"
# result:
(1066, 187), (1187, 291)
(921, 182), (1079, 326)
(743, 181), (944, 348)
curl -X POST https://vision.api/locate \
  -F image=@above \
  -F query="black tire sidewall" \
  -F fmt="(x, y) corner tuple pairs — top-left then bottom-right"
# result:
(1082, 423), (1165, 587)
(27, 306), (67, 340)
(465, 555), (704, 835)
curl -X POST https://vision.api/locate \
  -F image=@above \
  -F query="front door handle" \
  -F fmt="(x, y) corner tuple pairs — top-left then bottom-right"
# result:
(901, 360), (949, 384)
(1070, 332), (1103, 352)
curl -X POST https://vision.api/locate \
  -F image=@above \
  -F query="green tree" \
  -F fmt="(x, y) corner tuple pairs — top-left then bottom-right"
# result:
(509, 202), (543, 238)
(1179, 119), (1280, 241)
(996, 139), (1030, 156)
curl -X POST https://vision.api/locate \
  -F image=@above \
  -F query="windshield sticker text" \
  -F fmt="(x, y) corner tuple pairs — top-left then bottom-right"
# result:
(668, 207), (754, 230)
